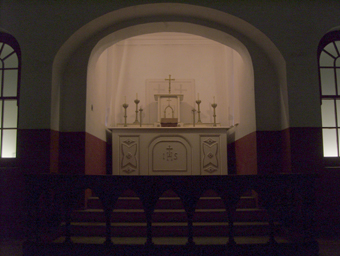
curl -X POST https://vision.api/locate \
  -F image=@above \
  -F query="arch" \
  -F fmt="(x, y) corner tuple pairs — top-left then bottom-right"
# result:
(50, 3), (288, 175)
(51, 3), (287, 134)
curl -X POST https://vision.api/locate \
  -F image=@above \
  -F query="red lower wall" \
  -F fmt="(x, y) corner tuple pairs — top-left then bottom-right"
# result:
(58, 132), (86, 174)
(50, 130), (59, 173)
(17, 129), (51, 173)
(256, 130), (291, 174)
(233, 132), (258, 175)
(289, 127), (323, 173)
(85, 132), (107, 175)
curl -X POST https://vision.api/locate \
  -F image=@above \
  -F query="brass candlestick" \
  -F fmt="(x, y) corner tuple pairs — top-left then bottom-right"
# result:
(196, 100), (202, 124)
(123, 103), (129, 127)
(211, 103), (217, 127)
(139, 107), (143, 127)
(133, 99), (140, 124)
(192, 109), (196, 127)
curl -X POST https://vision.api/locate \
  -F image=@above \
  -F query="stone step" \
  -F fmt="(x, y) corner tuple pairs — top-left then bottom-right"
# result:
(64, 221), (280, 237)
(71, 208), (269, 223)
(86, 196), (257, 210)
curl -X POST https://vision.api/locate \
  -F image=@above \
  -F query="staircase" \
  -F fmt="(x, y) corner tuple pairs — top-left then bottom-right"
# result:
(57, 189), (281, 243)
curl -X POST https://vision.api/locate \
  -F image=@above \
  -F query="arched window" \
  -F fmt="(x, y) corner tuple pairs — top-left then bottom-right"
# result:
(0, 31), (20, 160)
(318, 30), (340, 165)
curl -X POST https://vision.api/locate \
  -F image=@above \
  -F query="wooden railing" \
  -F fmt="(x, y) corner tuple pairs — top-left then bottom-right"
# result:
(24, 174), (318, 254)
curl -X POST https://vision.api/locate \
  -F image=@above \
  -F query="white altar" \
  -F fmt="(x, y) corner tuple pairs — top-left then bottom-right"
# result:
(110, 127), (228, 175)
(108, 75), (229, 175)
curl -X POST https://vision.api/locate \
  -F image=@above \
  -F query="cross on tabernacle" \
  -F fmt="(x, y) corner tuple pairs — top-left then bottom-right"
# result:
(165, 75), (175, 94)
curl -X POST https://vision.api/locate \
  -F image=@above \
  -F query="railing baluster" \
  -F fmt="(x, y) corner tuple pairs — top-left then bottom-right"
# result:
(64, 208), (72, 244)
(227, 208), (236, 246)
(145, 211), (154, 246)
(104, 207), (113, 245)
(267, 209), (277, 245)
(186, 211), (195, 246)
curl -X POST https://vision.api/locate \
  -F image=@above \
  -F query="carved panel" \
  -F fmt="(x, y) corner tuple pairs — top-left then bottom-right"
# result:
(149, 136), (191, 174)
(201, 136), (220, 174)
(119, 136), (139, 174)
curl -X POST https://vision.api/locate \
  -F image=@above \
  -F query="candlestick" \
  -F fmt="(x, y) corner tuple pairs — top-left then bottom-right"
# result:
(139, 107), (143, 127)
(195, 99), (202, 124)
(133, 99), (140, 124)
(123, 103), (129, 127)
(192, 109), (196, 127)
(211, 102), (217, 127)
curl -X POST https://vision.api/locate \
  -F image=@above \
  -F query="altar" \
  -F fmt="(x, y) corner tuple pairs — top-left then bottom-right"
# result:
(108, 75), (229, 175)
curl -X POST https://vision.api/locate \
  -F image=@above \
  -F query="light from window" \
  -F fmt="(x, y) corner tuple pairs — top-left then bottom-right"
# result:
(0, 40), (19, 158)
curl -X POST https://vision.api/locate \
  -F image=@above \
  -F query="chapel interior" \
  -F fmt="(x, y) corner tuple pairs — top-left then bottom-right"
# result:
(1, 1), (340, 255)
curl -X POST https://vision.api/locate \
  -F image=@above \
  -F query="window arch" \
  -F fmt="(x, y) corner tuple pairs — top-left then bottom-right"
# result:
(318, 29), (340, 164)
(0, 31), (20, 160)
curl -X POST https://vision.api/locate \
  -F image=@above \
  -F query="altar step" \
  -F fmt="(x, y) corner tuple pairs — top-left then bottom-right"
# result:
(66, 221), (278, 237)
(61, 189), (281, 239)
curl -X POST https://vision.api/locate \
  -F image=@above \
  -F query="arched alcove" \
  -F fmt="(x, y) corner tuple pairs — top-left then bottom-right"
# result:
(87, 28), (250, 142)
(51, 3), (288, 175)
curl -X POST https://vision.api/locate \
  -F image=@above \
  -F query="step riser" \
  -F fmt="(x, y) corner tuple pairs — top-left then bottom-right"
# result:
(87, 198), (257, 210)
(71, 211), (269, 223)
(66, 225), (276, 237)
(93, 190), (254, 198)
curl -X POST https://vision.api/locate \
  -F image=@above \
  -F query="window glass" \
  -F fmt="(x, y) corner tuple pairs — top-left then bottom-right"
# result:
(0, 36), (20, 161)
(3, 53), (18, 68)
(3, 70), (18, 97)
(2, 129), (16, 158)
(323, 128), (338, 157)
(0, 100), (2, 128)
(336, 41), (340, 54)
(337, 100), (340, 126)
(3, 100), (17, 128)
(320, 68), (336, 95)
(324, 43), (338, 58)
(322, 100), (336, 127)
(336, 58), (340, 67)
(0, 70), (2, 95)
(320, 51), (334, 66)
(0, 44), (14, 59)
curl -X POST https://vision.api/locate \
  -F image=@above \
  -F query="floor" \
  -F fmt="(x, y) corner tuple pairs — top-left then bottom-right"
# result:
(1, 237), (340, 256)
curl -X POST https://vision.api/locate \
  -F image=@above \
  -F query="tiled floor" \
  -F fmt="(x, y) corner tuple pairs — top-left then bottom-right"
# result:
(1, 237), (339, 256)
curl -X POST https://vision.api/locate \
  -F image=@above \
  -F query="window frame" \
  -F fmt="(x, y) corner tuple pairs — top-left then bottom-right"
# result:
(318, 30), (340, 166)
(0, 31), (21, 166)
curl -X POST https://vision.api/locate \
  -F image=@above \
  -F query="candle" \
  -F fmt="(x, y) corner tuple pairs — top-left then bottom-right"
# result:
(213, 96), (215, 104)
(198, 93), (199, 100)
(125, 96), (126, 104)
(136, 93), (138, 100)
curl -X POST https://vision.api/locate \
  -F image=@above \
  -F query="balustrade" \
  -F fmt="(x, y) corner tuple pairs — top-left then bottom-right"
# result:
(24, 174), (318, 255)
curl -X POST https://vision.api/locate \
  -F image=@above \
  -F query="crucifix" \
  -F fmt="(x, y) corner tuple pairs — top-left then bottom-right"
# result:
(165, 75), (175, 94)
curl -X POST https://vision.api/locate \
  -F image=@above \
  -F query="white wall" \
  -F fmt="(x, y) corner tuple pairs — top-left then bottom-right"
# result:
(86, 32), (252, 141)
